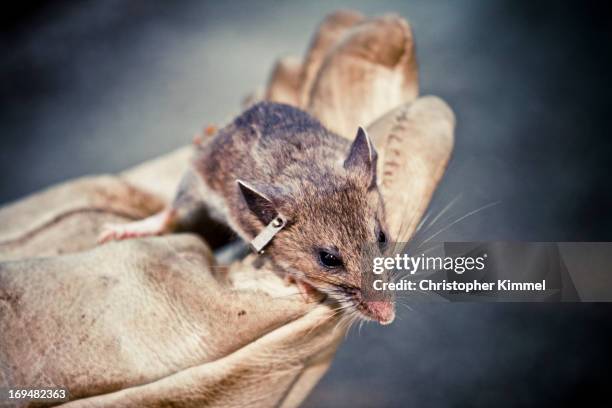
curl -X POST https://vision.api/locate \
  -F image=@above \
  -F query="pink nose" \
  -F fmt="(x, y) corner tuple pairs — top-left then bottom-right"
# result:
(366, 301), (395, 325)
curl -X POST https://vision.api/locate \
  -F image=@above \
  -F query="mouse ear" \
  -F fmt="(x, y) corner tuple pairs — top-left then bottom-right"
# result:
(344, 126), (378, 189)
(236, 180), (279, 226)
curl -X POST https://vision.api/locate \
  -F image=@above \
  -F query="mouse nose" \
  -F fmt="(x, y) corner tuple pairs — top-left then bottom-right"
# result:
(366, 301), (395, 325)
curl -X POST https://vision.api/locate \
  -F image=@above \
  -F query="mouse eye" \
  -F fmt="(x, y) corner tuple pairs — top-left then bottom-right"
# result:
(377, 229), (387, 250)
(318, 250), (344, 269)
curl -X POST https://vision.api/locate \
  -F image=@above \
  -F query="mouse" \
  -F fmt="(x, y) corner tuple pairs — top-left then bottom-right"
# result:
(99, 102), (395, 324)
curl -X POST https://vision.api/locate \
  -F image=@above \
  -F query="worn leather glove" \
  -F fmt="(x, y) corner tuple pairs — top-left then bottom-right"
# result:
(0, 10), (454, 408)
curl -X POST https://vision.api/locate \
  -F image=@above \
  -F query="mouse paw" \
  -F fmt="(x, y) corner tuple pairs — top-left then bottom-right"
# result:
(97, 223), (139, 243)
(295, 279), (318, 303)
(97, 209), (175, 244)
(283, 274), (295, 286)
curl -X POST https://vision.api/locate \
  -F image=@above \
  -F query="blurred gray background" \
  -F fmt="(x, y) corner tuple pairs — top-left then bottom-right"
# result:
(1, 1), (611, 407)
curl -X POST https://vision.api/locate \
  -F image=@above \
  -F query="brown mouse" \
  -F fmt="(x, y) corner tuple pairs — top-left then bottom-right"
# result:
(99, 102), (395, 324)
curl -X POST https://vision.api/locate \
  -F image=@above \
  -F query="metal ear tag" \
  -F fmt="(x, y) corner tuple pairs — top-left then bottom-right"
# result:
(250, 214), (287, 254)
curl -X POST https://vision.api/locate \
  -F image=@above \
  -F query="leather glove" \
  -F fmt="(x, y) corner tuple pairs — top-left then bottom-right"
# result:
(0, 10), (453, 408)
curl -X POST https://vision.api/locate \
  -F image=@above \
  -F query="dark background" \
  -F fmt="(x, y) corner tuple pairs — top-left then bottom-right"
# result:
(1, 1), (611, 407)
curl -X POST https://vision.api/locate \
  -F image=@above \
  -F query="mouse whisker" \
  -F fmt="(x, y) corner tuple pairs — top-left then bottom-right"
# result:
(414, 200), (501, 249)
(418, 193), (463, 236)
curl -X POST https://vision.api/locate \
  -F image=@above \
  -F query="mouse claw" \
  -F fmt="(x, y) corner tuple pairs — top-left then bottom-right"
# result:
(97, 223), (129, 244)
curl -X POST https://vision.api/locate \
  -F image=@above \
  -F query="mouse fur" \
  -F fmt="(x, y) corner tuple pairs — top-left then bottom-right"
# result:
(100, 102), (395, 324)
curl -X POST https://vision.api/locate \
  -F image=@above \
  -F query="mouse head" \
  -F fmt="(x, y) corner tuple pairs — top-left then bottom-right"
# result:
(237, 127), (395, 325)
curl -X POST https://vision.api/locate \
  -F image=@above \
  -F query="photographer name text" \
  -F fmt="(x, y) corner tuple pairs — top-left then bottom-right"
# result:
(371, 253), (546, 293)
(373, 278), (546, 293)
